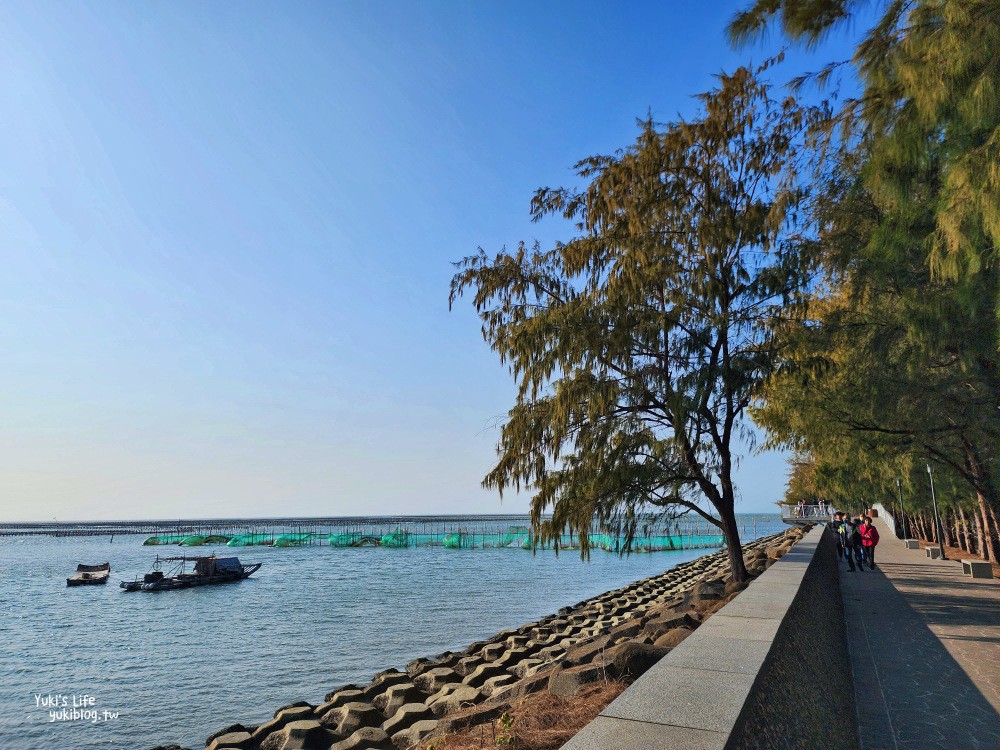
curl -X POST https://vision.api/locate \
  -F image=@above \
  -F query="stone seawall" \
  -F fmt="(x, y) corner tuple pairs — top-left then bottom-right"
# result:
(726, 525), (856, 750)
(561, 525), (857, 750)
(149, 527), (808, 750)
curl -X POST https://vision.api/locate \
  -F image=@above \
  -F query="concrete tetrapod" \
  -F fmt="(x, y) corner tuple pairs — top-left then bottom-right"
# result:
(188, 528), (806, 750)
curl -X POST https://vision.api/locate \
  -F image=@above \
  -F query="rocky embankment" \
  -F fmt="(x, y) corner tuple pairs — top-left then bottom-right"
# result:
(152, 526), (807, 750)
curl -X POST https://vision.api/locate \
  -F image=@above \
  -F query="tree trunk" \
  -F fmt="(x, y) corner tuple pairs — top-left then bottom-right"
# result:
(718, 500), (749, 583)
(957, 504), (970, 552)
(987, 502), (1000, 564)
(698, 441), (748, 583)
(963, 436), (1000, 557)
(974, 500), (990, 561)
(943, 507), (955, 547)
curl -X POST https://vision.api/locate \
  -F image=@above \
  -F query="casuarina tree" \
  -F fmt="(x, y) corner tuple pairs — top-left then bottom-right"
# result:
(450, 67), (820, 581)
(729, 0), (1000, 530)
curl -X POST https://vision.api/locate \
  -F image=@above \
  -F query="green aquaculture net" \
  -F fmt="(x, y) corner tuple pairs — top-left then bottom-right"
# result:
(142, 534), (190, 545)
(320, 525), (719, 551)
(272, 532), (321, 547)
(227, 533), (274, 547)
(141, 525), (727, 552)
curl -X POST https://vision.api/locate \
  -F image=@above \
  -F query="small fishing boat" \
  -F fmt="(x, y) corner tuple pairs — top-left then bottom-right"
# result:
(120, 555), (261, 592)
(67, 562), (111, 587)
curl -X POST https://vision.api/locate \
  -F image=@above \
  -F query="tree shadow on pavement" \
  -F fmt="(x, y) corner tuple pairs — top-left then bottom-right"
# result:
(840, 561), (1000, 750)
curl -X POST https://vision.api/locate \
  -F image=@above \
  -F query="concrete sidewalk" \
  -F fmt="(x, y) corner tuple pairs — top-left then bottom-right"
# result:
(840, 517), (1000, 750)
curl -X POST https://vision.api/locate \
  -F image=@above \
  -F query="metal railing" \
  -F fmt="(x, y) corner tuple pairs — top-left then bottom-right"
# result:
(872, 503), (897, 537)
(780, 503), (835, 522)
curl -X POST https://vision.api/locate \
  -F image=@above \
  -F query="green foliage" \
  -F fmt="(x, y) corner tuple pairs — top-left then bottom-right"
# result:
(451, 67), (823, 581)
(495, 711), (514, 747)
(728, 0), (1000, 523)
(752, 142), (1000, 516)
(728, 0), (862, 48)
(730, 0), (1000, 288)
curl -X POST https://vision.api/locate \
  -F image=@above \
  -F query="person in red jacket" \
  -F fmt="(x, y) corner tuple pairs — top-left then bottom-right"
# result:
(860, 516), (880, 569)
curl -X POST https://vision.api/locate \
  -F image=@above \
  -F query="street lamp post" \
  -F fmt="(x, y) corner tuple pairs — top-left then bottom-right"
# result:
(896, 478), (908, 539)
(926, 464), (946, 560)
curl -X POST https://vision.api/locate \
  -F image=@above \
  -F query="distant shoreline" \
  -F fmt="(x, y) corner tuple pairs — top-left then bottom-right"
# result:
(0, 513), (541, 528)
(0, 512), (778, 537)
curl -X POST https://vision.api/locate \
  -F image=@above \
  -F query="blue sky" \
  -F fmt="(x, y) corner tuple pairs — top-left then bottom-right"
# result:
(0, 1), (866, 522)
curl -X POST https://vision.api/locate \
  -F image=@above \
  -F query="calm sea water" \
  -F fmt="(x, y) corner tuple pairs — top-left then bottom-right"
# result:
(0, 515), (781, 750)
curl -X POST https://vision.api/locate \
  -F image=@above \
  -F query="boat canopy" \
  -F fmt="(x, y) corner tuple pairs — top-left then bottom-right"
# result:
(192, 556), (243, 575)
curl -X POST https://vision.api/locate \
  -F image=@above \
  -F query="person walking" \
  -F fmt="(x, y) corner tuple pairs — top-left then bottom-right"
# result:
(838, 514), (863, 572)
(848, 517), (865, 571)
(831, 512), (846, 560)
(860, 516), (880, 569)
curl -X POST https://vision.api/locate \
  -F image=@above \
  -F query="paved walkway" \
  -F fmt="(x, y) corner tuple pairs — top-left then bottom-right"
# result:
(840, 517), (1000, 750)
